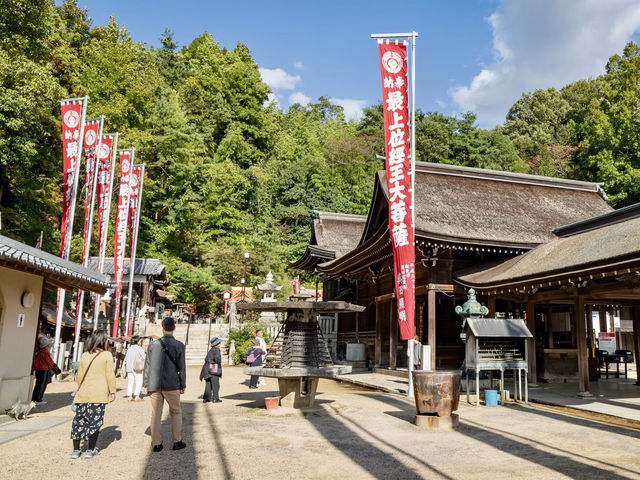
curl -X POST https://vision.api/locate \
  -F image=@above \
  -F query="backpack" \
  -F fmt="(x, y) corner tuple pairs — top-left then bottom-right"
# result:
(132, 347), (145, 372)
(245, 348), (257, 365)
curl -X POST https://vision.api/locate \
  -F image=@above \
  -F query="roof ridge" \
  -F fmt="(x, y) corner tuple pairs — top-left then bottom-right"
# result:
(553, 202), (640, 237)
(409, 161), (607, 198)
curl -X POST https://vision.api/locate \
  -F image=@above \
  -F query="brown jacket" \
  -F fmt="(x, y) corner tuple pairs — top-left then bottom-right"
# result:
(75, 350), (116, 404)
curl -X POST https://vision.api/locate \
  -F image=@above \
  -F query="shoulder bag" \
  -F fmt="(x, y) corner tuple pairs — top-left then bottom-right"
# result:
(71, 351), (103, 412)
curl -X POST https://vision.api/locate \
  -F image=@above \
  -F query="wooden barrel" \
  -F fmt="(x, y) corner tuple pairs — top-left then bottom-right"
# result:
(412, 370), (461, 416)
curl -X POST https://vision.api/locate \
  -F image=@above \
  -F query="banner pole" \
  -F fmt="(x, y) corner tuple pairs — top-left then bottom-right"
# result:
(124, 162), (145, 336)
(408, 30), (417, 398)
(73, 116), (104, 361)
(53, 95), (89, 365)
(93, 133), (119, 330)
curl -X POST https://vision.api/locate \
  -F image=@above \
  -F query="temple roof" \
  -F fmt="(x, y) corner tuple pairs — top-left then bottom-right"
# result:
(320, 162), (612, 276)
(0, 234), (109, 293)
(290, 211), (367, 270)
(454, 203), (640, 290)
(87, 257), (168, 283)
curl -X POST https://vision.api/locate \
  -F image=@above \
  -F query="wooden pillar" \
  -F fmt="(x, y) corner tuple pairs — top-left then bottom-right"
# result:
(547, 305), (554, 349)
(389, 301), (398, 369)
(427, 288), (436, 370)
(375, 300), (383, 367)
(526, 300), (537, 384)
(586, 304), (593, 356)
(632, 303), (640, 386)
(575, 295), (590, 395)
(416, 297), (425, 343)
(487, 296), (495, 318)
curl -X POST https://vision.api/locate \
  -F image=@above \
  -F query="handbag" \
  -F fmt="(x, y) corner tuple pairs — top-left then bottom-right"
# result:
(208, 363), (220, 375)
(71, 351), (103, 412)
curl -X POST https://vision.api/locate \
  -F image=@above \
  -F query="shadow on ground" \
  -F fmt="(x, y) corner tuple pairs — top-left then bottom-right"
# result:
(141, 402), (198, 480)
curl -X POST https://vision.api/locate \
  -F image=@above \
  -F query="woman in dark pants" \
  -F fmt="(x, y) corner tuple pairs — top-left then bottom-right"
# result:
(248, 339), (266, 389)
(32, 336), (54, 405)
(200, 337), (222, 403)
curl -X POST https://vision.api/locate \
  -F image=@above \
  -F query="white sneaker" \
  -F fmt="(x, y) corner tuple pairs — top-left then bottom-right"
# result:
(71, 450), (81, 459)
(35, 401), (47, 406)
(85, 448), (99, 459)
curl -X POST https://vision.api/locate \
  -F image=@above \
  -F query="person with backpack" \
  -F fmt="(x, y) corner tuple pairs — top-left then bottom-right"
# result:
(124, 336), (146, 401)
(246, 339), (266, 389)
(199, 337), (222, 403)
(142, 317), (186, 453)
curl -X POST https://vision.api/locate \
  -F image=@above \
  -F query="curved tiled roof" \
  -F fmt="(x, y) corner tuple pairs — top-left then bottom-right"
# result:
(290, 212), (366, 270)
(0, 234), (109, 293)
(86, 257), (167, 280)
(455, 205), (640, 289)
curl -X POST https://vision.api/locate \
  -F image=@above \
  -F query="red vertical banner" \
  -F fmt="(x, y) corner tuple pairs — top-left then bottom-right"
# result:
(96, 135), (113, 257)
(59, 102), (83, 257)
(128, 166), (140, 245)
(76, 119), (100, 323)
(378, 41), (415, 341)
(112, 151), (132, 336)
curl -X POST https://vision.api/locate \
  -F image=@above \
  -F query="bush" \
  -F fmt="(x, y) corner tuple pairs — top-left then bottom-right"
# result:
(228, 322), (272, 365)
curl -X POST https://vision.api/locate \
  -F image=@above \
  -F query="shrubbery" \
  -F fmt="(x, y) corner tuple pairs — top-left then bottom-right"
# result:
(228, 322), (272, 365)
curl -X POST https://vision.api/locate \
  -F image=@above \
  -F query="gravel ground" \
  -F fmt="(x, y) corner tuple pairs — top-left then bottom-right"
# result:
(2, 365), (640, 480)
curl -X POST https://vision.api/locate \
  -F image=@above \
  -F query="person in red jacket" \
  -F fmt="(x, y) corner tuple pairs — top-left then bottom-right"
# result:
(32, 335), (54, 405)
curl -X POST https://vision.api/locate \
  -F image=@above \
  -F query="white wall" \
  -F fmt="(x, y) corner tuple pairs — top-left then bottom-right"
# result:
(0, 266), (43, 410)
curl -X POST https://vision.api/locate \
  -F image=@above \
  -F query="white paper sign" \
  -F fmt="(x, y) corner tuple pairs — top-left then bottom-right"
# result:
(598, 332), (616, 354)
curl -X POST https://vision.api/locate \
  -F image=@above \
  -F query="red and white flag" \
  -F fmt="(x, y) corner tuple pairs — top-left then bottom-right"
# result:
(128, 166), (140, 246)
(58, 100), (86, 258)
(96, 134), (114, 264)
(378, 41), (415, 341)
(112, 150), (133, 336)
(75, 118), (101, 325)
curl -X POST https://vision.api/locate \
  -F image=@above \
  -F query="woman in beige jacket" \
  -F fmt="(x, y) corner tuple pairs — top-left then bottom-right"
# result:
(70, 330), (116, 459)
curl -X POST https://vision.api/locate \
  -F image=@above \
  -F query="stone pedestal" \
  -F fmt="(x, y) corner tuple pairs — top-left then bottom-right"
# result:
(278, 377), (319, 408)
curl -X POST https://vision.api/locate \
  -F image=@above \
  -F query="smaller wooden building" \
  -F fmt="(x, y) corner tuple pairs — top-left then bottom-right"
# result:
(0, 234), (108, 411)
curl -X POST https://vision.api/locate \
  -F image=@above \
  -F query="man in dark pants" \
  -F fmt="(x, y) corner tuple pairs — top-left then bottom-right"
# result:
(200, 337), (222, 402)
(143, 317), (186, 452)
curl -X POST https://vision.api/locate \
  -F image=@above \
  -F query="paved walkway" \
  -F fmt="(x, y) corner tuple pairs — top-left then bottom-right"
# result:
(2, 366), (640, 479)
(337, 367), (640, 425)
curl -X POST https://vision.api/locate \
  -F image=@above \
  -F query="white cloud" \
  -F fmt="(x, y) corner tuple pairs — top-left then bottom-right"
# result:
(435, 99), (447, 109)
(288, 92), (310, 105)
(330, 97), (367, 121)
(258, 67), (301, 91)
(294, 61), (304, 70)
(449, 0), (640, 128)
(264, 92), (280, 108)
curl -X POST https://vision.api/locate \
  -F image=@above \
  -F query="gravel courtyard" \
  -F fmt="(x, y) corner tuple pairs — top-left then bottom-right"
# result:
(2, 365), (639, 480)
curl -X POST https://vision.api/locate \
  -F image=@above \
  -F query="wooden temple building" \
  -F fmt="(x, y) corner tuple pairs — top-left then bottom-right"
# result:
(292, 162), (640, 395)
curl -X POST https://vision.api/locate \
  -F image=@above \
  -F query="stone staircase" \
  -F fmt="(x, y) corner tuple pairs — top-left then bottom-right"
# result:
(145, 322), (230, 365)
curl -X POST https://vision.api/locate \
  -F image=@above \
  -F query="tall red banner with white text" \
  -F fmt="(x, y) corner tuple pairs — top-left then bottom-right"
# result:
(128, 166), (140, 246)
(59, 102), (84, 257)
(76, 119), (100, 323)
(378, 41), (415, 341)
(112, 151), (132, 336)
(96, 135), (114, 262)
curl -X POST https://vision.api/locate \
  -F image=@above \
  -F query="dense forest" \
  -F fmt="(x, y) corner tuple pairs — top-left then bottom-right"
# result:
(2, 0), (640, 313)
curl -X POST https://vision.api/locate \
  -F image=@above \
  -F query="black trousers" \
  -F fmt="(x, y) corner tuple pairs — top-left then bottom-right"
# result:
(204, 376), (220, 401)
(32, 370), (49, 402)
(249, 375), (259, 388)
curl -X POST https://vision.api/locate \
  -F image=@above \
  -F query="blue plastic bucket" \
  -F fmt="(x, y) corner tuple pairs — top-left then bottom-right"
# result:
(485, 389), (498, 406)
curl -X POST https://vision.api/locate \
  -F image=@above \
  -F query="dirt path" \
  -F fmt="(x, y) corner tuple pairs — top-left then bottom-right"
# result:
(2, 365), (640, 479)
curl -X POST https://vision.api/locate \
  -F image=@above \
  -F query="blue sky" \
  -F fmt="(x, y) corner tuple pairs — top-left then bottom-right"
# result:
(73, 0), (640, 128)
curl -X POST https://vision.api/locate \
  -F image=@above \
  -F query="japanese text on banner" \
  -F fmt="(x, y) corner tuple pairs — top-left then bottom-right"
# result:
(378, 41), (415, 341)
